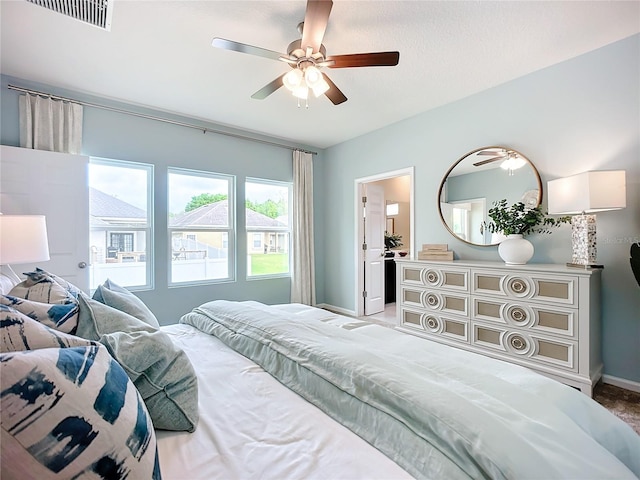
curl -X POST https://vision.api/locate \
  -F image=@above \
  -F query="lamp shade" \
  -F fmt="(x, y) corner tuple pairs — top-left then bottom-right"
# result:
(547, 170), (626, 214)
(0, 215), (50, 265)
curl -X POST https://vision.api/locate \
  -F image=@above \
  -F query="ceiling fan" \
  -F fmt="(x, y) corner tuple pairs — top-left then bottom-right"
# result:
(211, 0), (400, 105)
(473, 149), (524, 168)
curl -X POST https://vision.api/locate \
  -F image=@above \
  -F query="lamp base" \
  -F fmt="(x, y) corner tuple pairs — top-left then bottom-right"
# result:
(566, 262), (604, 270)
(571, 214), (598, 266)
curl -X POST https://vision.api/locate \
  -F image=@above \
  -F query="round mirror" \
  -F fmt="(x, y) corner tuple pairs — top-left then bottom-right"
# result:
(438, 146), (543, 246)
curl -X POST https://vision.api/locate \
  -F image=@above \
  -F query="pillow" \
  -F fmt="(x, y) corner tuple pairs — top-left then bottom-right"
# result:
(93, 279), (160, 328)
(19, 267), (82, 299)
(1, 305), (91, 352)
(76, 294), (199, 432)
(9, 273), (74, 304)
(0, 345), (161, 479)
(1, 294), (79, 334)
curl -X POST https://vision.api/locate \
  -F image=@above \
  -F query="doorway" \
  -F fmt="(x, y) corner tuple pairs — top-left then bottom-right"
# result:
(354, 167), (414, 319)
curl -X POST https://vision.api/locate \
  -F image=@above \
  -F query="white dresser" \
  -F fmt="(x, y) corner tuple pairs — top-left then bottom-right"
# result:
(395, 259), (602, 396)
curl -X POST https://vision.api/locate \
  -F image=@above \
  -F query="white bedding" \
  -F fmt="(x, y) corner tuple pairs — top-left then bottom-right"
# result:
(158, 303), (640, 479)
(156, 320), (412, 480)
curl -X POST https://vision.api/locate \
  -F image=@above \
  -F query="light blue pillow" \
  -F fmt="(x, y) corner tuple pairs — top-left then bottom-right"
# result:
(76, 294), (199, 432)
(93, 279), (160, 328)
(0, 345), (161, 479)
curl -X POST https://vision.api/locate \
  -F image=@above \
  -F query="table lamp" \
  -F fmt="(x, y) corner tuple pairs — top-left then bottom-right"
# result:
(0, 215), (50, 294)
(547, 170), (626, 268)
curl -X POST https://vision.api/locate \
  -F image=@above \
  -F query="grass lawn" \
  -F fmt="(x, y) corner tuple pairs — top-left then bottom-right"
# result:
(249, 253), (289, 275)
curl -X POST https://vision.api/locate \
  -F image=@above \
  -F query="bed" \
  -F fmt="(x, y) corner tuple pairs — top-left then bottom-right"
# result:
(2, 272), (639, 479)
(157, 300), (640, 480)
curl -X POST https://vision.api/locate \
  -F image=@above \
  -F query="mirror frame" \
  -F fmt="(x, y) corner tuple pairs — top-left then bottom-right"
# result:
(437, 146), (543, 247)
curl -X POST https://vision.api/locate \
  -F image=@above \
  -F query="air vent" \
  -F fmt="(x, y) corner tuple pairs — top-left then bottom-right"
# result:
(26, 0), (113, 31)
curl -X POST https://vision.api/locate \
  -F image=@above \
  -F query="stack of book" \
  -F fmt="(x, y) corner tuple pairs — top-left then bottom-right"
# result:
(418, 244), (454, 261)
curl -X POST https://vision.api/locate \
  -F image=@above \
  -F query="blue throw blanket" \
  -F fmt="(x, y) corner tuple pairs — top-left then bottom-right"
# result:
(181, 300), (640, 480)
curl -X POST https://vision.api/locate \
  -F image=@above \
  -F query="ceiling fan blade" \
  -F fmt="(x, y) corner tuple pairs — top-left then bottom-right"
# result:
(322, 73), (347, 105)
(327, 51), (400, 68)
(473, 156), (505, 167)
(300, 0), (333, 54)
(476, 149), (508, 156)
(251, 74), (285, 100)
(212, 37), (284, 62)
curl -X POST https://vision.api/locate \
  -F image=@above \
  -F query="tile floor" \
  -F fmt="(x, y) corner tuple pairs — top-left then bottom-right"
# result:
(362, 303), (397, 326)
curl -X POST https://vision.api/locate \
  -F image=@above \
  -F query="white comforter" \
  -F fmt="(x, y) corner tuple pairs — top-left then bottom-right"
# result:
(158, 303), (640, 480)
(156, 320), (412, 480)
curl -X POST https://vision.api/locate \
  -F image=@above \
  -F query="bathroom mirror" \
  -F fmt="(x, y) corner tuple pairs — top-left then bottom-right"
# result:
(438, 146), (543, 246)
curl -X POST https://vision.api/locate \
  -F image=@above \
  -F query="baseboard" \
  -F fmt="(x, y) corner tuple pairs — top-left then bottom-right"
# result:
(602, 375), (640, 393)
(315, 303), (357, 318)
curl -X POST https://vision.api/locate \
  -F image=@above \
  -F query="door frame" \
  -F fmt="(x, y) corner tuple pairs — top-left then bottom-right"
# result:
(354, 167), (414, 317)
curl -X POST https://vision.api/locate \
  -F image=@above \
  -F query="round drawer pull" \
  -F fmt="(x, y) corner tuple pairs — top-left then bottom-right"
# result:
(511, 280), (526, 293)
(426, 317), (439, 330)
(425, 270), (440, 285)
(511, 308), (527, 322)
(426, 294), (439, 307)
(510, 335), (527, 350)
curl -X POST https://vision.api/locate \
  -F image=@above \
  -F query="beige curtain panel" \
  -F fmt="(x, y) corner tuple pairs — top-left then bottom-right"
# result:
(291, 150), (316, 305)
(19, 93), (83, 154)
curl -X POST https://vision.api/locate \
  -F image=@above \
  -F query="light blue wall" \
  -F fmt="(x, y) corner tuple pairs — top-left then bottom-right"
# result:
(1, 34), (637, 383)
(321, 35), (640, 383)
(0, 74), (326, 323)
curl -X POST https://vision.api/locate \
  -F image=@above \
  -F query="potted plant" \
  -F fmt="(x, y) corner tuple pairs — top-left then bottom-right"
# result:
(384, 231), (403, 257)
(481, 199), (570, 265)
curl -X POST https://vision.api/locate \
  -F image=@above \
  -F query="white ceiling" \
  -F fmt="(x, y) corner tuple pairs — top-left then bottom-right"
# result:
(2, 1), (638, 149)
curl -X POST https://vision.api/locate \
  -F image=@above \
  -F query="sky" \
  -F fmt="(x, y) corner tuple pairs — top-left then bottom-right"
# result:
(89, 162), (288, 214)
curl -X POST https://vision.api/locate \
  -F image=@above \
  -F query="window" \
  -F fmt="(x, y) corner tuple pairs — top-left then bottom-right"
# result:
(246, 178), (291, 277)
(168, 168), (234, 285)
(89, 158), (153, 291)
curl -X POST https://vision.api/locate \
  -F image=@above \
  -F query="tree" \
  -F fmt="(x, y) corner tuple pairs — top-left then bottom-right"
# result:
(246, 198), (286, 219)
(185, 193), (227, 212)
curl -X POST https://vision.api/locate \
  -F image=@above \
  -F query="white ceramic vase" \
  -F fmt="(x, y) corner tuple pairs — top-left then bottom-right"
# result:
(498, 234), (534, 265)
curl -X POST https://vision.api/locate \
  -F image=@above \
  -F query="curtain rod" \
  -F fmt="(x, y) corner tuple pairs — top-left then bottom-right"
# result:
(7, 84), (318, 156)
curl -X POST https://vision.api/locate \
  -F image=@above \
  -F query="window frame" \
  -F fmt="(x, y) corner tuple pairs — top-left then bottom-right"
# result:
(89, 157), (154, 292)
(167, 167), (236, 287)
(245, 177), (292, 280)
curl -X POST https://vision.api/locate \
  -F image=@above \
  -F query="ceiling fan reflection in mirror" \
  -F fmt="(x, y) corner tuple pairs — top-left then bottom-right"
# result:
(473, 148), (526, 175)
(211, 0), (400, 107)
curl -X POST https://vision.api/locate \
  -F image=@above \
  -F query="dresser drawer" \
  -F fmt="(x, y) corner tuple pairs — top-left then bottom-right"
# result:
(401, 286), (469, 317)
(400, 308), (469, 342)
(472, 323), (577, 371)
(472, 270), (578, 307)
(401, 264), (469, 292)
(395, 259), (601, 396)
(473, 297), (577, 339)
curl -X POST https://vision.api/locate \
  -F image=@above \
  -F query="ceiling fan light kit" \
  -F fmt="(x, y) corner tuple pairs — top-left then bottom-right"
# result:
(211, 0), (399, 107)
(474, 148), (527, 176)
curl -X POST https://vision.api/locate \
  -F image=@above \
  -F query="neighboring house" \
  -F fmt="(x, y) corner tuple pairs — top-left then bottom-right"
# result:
(170, 200), (288, 256)
(89, 188), (147, 263)
(92, 194), (288, 263)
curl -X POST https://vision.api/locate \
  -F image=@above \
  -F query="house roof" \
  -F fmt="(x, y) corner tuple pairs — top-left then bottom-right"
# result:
(90, 187), (147, 219)
(170, 200), (286, 228)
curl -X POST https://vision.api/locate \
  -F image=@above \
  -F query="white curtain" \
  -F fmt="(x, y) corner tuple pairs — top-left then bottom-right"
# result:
(291, 150), (316, 305)
(19, 93), (83, 154)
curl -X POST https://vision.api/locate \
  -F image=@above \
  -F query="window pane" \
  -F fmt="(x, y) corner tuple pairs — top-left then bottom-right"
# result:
(169, 169), (233, 284)
(246, 179), (291, 277)
(171, 230), (229, 282)
(89, 160), (152, 291)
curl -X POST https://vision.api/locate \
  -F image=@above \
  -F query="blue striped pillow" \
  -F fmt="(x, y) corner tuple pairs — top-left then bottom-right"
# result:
(0, 306), (161, 479)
